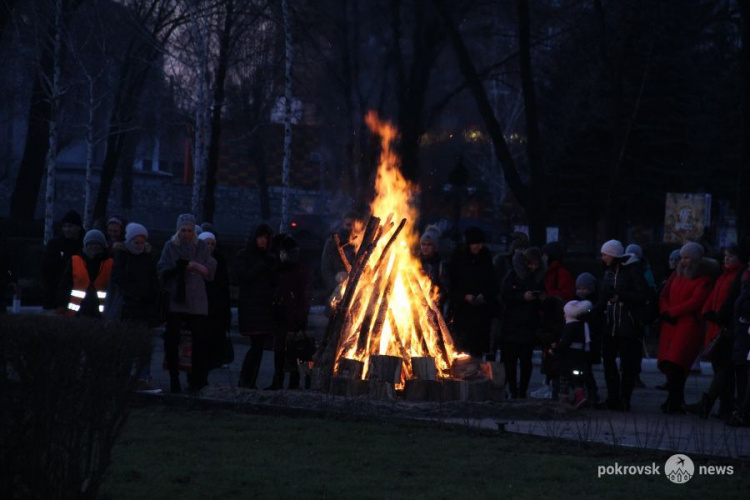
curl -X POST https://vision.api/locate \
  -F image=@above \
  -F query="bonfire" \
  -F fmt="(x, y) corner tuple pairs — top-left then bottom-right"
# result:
(315, 112), (476, 396)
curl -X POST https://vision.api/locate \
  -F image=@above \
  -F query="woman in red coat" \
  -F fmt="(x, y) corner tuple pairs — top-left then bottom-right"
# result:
(658, 242), (718, 414)
(687, 245), (745, 418)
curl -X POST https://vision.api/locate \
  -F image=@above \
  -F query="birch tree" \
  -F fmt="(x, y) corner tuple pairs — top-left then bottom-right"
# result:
(188, 0), (211, 221)
(279, 0), (293, 233)
(43, 0), (64, 244)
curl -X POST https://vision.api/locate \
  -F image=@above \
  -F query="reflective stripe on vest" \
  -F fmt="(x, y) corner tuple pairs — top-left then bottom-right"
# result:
(68, 255), (113, 314)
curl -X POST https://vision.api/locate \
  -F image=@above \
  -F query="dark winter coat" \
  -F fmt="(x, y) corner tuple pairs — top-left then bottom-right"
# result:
(274, 259), (311, 334)
(321, 231), (355, 295)
(236, 242), (279, 335)
(500, 252), (546, 345)
(732, 285), (750, 365)
(658, 258), (717, 373)
(555, 320), (589, 375)
(41, 234), (83, 309)
(420, 252), (448, 306)
(449, 245), (496, 356)
(106, 242), (158, 324)
(597, 259), (651, 338)
(205, 250), (232, 368)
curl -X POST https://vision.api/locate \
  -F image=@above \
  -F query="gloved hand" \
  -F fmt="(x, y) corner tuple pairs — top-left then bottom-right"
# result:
(660, 312), (678, 325)
(703, 310), (717, 323)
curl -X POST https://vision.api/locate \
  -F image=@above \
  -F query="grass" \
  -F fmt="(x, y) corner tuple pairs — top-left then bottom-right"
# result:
(101, 406), (750, 499)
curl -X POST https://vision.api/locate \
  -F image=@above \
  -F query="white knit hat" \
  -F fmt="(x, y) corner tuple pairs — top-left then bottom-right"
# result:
(125, 222), (148, 242)
(198, 231), (216, 242)
(600, 239), (625, 258)
(680, 242), (704, 260)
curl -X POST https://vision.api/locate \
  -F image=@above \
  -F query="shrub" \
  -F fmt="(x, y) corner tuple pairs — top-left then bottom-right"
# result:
(0, 315), (151, 499)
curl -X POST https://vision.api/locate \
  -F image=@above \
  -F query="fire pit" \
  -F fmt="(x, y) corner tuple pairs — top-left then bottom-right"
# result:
(314, 112), (504, 402)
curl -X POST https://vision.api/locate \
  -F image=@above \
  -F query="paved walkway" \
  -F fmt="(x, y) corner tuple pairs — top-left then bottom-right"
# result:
(142, 315), (750, 459)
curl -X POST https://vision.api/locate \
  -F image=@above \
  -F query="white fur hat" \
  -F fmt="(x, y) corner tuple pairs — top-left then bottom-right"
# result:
(564, 300), (592, 323)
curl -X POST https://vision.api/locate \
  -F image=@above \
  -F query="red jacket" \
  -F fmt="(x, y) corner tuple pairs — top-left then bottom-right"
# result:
(658, 259), (715, 373)
(544, 261), (575, 301)
(701, 263), (741, 347)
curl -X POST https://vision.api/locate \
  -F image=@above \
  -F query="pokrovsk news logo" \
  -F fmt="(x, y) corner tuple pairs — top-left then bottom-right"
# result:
(597, 453), (733, 483)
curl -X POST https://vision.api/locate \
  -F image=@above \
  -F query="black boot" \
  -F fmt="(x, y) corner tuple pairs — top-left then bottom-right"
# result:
(288, 369), (300, 390)
(686, 393), (712, 419)
(170, 370), (182, 394)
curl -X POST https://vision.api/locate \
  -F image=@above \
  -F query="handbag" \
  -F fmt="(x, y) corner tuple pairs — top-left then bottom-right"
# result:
(700, 328), (728, 362)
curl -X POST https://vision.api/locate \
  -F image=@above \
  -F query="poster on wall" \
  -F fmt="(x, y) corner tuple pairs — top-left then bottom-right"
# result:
(663, 193), (711, 243)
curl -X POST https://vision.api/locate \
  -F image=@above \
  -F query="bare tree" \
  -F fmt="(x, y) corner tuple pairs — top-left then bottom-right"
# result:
(92, 0), (186, 222)
(9, 0), (84, 224)
(43, 0), (64, 244)
(279, 0), (293, 233)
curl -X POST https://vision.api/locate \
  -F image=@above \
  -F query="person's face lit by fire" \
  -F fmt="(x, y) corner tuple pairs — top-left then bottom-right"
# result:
(420, 240), (435, 258)
(469, 243), (482, 255)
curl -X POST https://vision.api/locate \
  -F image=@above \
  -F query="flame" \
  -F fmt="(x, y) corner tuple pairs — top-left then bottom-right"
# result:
(332, 112), (461, 386)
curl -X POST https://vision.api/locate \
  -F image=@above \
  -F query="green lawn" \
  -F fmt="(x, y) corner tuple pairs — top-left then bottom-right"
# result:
(101, 406), (749, 499)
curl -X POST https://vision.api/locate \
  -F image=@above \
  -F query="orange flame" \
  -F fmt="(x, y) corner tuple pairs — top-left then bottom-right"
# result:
(333, 112), (460, 385)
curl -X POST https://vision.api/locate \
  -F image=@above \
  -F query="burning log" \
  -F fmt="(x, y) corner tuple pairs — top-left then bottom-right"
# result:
(452, 356), (482, 380)
(337, 358), (364, 379)
(373, 218), (406, 270)
(411, 357), (437, 381)
(367, 354), (402, 384)
(332, 233), (351, 273)
(404, 272), (451, 368)
(387, 312), (411, 366)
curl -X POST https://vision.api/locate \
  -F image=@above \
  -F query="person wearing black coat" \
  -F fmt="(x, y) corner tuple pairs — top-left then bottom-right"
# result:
(41, 210), (83, 309)
(106, 223), (160, 392)
(448, 227), (496, 360)
(728, 269), (750, 426)
(574, 272), (603, 405)
(198, 231), (233, 372)
(500, 247), (547, 399)
(235, 224), (279, 389)
(596, 240), (650, 411)
(268, 236), (312, 390)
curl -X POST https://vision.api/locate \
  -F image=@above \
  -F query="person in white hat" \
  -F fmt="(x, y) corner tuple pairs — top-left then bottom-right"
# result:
(596, 239), (651, 411)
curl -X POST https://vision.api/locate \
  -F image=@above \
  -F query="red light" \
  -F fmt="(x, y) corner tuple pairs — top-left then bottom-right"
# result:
(291, 222), (298, 227)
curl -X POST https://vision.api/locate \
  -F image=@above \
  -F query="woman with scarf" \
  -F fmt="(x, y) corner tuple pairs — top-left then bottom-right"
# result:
(158, 214), (217, 393)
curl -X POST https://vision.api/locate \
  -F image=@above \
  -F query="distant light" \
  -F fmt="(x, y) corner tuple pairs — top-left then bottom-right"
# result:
(291, 222), (298, 227)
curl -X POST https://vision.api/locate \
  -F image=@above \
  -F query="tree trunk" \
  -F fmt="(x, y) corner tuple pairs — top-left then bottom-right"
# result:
(433, 0), (529, 210)
(83, 77), (96, 230)
(43, 0), (63, 244)
(280, 0), (294, 234)
(516, 0), (546, 243)
(203, 0), (234, 223)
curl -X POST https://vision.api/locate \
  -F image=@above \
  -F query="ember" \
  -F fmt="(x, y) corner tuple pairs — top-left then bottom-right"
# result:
(316, 112), (465, 390)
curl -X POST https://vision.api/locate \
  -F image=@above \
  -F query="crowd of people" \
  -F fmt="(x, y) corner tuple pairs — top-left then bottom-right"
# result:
(9, 208), (750, 426)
